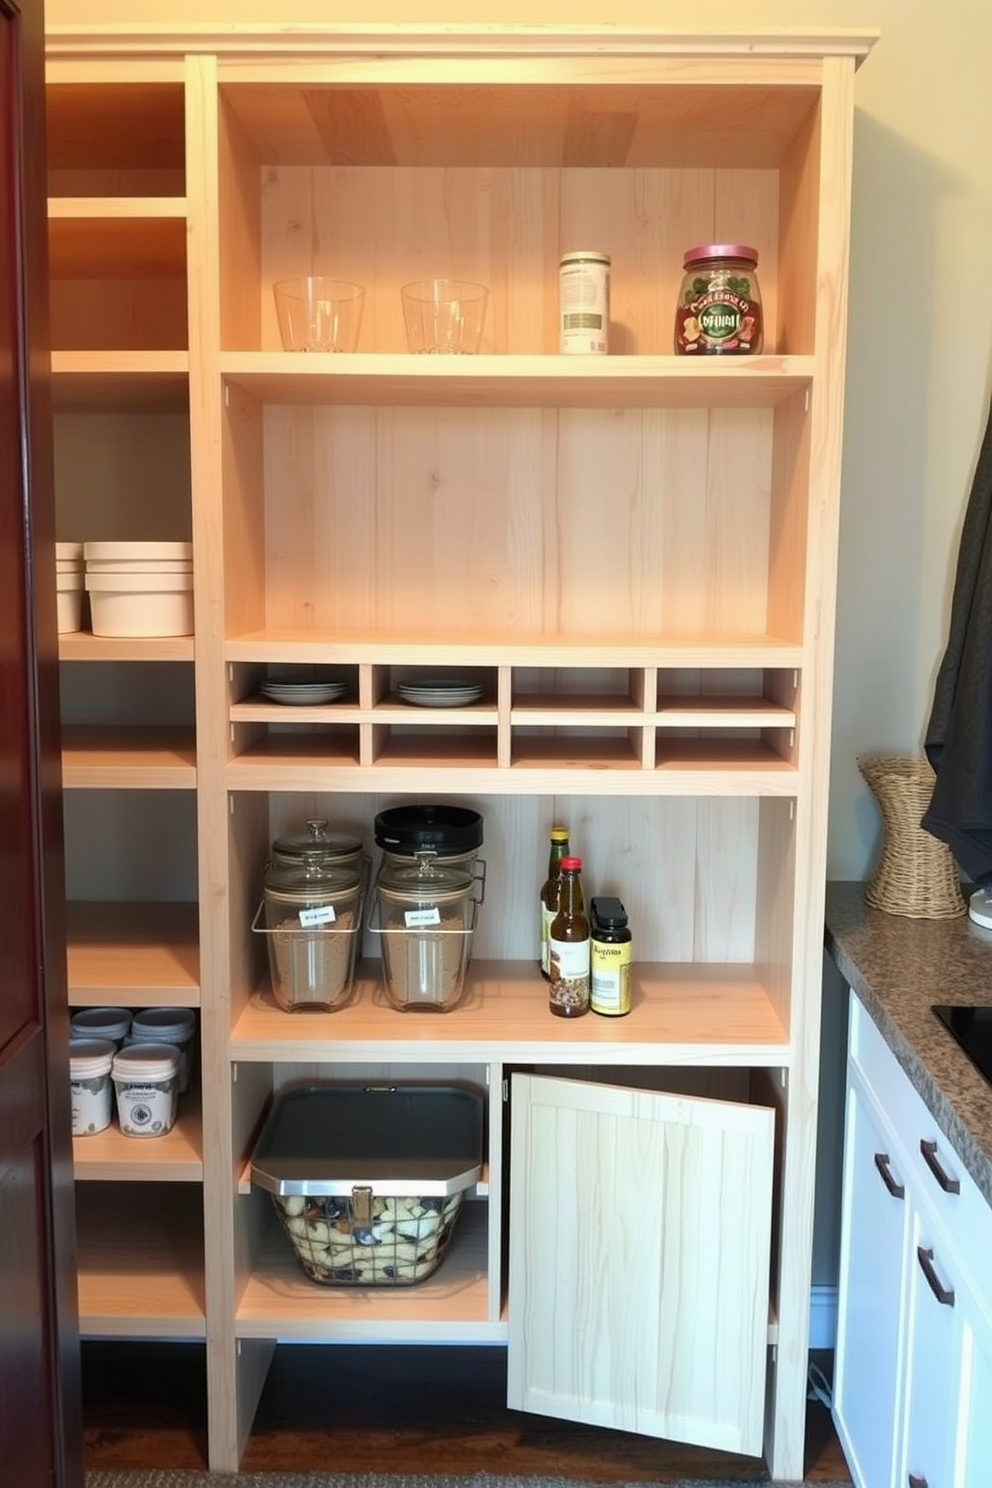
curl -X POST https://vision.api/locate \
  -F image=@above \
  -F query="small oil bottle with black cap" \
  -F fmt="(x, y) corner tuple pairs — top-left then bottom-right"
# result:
(590, 896), (632, 1017)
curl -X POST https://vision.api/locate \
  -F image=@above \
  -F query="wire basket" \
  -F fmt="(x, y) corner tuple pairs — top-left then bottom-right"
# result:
(858, 754), (966, 919)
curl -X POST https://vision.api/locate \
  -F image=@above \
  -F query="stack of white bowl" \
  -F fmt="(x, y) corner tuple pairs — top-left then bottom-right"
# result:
(56, 542), (85, 633)
(84, 541), (194, 638)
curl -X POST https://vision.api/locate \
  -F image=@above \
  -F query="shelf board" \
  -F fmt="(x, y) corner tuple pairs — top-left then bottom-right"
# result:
(66, 900), (200, 1006)
(217, 71), (836, 170)
(73, 1100), (202, 1182)
(237, 1201), (499, 1342)
(61, 725), (196, 787)
(226, 734), (794, 794)
(221, 353), (814, 409)
(75, 1183), (205, 1339)
(59, 632), (195, 662)
(51, 350), (189, 410)
(225, 631), (805, 669)
(231, 960), (790, 1065)
(48, 207), (187, 279)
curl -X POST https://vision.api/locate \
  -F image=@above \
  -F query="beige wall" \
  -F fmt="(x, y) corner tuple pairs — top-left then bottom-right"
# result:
(45, 0), (992, 882)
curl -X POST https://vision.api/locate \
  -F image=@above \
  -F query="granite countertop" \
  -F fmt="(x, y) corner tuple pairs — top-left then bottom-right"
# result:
(825, 881), (992, 1208)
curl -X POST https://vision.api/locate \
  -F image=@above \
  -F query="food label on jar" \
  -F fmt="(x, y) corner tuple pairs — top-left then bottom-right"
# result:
(299, 905), (336, 926)
(405, 907), (442, 927)
(591, 940), (632, 1015)
(676, 285), (760, 355)
(560, 258), (609, 354)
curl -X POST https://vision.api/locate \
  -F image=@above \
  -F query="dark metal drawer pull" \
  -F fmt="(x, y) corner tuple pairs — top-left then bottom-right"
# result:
(920, 1138), (960, 1193)
(917, 1245), (955, 1306)
(873, 1151), (905, 1199)
(908, 1475), (928, 1488)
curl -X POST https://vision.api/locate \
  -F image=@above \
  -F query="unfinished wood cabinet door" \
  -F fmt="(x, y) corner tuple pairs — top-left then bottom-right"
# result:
(507, 1072), (774, 1458)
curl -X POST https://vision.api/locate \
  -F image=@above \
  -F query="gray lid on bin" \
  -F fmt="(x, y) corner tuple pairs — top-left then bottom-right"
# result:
(249, 1084), (484, 1198)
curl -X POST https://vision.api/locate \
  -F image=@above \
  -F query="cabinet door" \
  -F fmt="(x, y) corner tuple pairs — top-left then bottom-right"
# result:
(901, 1221), (962, 1488)
(507, 1072), (774, 1457)
(833, 1075), (910, 1488)
(958, 1299), (992, 1486)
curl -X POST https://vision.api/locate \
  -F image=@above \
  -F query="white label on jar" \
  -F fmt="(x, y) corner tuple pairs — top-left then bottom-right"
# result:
(560, 258), (609, 355)
(71, 1073), (112, 1136)
(299, 905), (336, 927)
(114, 1078), (177, 1137)
(405, 907), (442, 928)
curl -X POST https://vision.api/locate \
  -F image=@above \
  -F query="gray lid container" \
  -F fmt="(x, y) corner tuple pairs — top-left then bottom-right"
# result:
(249, 1084), (484, 1197)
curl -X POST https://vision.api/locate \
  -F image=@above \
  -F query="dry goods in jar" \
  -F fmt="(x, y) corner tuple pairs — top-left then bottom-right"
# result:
(674, 244), (763, 355)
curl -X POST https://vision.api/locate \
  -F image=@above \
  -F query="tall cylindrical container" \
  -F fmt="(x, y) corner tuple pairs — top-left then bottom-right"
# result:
(590, 896), (632, 1016)
(559, 251), (610, 354)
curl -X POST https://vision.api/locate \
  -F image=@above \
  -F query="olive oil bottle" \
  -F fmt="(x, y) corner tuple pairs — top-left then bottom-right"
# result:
(539, 825), (569, 979)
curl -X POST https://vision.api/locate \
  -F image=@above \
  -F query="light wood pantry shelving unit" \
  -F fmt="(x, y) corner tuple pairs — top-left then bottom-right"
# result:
(46, 25), (875, 1481)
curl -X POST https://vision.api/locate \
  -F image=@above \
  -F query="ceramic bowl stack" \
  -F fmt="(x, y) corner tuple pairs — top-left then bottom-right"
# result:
(84, 541), (194, 637)
(56, 542), (85, 633)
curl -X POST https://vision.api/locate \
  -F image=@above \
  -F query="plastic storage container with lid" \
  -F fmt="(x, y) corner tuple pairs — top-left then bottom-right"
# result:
(250, 1083), (484, 1285)
(374, 804), (482, 866)
(112, 1042), (180, 1137)
(69, 1037), (116, 1136)
(257, 854), (364, 1012)
(128, 1006), (197, 1093)
(674, 243), (763, 355)
(70, 1005), (132, 1048)
(372, 852), (479, 1012)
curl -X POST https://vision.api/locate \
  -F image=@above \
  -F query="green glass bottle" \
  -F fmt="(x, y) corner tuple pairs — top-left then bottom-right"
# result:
(539, 825), (570, 979)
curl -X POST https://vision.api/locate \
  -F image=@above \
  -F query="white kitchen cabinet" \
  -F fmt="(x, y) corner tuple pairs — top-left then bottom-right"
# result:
(834, 993), (992, 1488)
(46, 23), (874, 1477)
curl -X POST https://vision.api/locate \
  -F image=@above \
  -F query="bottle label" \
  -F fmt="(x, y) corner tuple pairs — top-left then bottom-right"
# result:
(540, 903), (557, 974)
(548, 936), (590, 1013)
(591, 939), (632, 1015)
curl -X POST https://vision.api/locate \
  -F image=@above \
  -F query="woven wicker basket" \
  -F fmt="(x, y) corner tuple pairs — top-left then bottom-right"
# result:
(858, 754), (966, 919)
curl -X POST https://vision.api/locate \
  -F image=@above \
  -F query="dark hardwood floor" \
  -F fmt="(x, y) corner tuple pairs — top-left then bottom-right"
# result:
(81, 1342), (852, 1482)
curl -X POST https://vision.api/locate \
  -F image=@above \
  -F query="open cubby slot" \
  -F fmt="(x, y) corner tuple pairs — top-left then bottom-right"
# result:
(46, 81), (186, 196)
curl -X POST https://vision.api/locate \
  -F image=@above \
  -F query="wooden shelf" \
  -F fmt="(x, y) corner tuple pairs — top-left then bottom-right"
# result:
(231, 961), (790, 1066)
(237, 1201), (498, 1342)
(51, 350), (189, 410)
(59, 632), (195, 662)
(75, 1183), (205, 1339)
(225, 738), (794, 794)
(61, 725), (196, 787)
(222, 353), (814, 409)
(218, 71), (832, 170)
(73, 1100), (203, 1182)
(65, 900), (200, 1006)
(225, 632), (805, 668)
(49, 206), (187, 279)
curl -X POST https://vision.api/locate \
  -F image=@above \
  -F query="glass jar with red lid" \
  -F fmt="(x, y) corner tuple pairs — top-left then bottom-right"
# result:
(674, 243), (763, 355)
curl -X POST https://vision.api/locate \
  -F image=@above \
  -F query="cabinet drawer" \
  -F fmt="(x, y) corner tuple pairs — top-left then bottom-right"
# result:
(849, 993), (992, 1291)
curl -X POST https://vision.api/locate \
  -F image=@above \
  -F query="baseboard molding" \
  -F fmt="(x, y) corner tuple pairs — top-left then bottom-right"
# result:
(809, 1283), (838, 1349)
